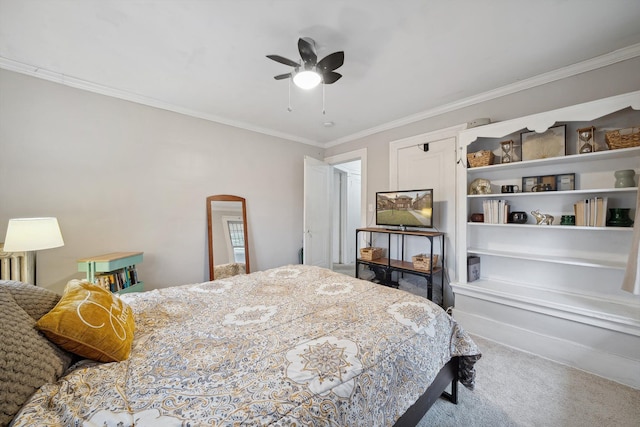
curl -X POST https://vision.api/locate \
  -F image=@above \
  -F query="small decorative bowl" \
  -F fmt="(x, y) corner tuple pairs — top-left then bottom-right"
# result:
(509, 211), (528, 224)
(470, 213), (484, 222)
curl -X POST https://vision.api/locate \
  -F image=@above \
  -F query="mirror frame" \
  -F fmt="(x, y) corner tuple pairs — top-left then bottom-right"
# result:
(206, 194), (250, 280)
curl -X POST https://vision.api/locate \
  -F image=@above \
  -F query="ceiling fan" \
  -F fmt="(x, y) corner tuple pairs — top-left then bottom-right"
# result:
(267, 37), (344, 89)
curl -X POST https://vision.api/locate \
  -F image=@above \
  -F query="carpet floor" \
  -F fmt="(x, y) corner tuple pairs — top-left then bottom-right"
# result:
(418, 335), (640, 427)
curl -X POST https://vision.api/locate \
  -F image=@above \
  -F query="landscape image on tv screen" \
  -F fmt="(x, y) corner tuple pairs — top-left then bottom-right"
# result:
(376, 189), (433, 228)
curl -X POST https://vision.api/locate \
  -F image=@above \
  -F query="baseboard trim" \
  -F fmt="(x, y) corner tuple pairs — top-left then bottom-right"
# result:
(453, 309), (640, 389)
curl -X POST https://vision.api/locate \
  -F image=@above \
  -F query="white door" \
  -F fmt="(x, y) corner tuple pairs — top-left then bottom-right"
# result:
(390, 125), (465, 281)
(303, 156), (333, 268)
(396, 140), (454, 232)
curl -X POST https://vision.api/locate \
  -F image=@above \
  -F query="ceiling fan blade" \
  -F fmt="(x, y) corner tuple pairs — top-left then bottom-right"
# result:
(266, 54), (299, 67)
(317, 51), (344, 72)
(273, 73), (291, 80)
(298, 37), (317, 66)
(321, 71), (342, 84)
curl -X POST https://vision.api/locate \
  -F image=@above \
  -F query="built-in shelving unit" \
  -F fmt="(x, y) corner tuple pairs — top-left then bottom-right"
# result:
(452, 90), (640, 388)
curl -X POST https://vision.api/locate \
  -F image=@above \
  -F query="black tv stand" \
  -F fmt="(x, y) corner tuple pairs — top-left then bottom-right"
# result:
(356, 227), (446, 306)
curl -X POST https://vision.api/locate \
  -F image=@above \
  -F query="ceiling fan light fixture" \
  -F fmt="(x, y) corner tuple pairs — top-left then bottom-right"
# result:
(293, 70), (321, 89)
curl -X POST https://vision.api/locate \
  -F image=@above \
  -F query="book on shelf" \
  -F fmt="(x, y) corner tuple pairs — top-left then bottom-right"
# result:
(482, 199), (510, 224)
(95, 265), (139, 292)
(574, 197), (607, 227)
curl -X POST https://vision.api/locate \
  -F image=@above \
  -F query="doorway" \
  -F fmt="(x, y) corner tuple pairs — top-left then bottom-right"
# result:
(332, 160), (361, 273)
(325, 149), (367, 276)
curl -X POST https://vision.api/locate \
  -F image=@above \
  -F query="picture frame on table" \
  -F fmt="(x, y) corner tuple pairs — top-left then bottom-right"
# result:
(522, 175), (557, 192)
(555, 173), (576, 191)
(521, 125), (566, 161)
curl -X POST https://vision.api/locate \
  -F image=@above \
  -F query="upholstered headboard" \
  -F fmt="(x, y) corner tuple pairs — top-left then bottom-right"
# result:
(0, 243), (35, 284)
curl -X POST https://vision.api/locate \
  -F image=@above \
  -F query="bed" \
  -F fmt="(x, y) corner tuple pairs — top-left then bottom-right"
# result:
(4, 265), (480, 426)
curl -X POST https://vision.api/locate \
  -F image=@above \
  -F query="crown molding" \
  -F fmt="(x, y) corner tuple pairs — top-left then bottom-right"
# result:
(0, 56), (321, 147)
(324, 42), (640, 148)
(3, 42), (639, 149)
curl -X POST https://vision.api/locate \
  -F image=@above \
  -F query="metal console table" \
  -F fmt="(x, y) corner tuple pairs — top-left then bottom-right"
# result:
(355, 227), (446, 306)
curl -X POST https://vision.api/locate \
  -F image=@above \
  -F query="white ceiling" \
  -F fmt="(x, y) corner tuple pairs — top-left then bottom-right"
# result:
(1, 0), (640, 147)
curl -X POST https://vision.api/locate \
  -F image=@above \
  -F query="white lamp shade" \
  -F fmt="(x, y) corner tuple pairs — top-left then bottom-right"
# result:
(3, 217), (65, 252)
(293, 70), (321, 89)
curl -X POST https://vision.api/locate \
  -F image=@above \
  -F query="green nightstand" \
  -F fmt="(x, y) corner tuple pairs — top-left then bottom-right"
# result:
(77, 252), (144, 294)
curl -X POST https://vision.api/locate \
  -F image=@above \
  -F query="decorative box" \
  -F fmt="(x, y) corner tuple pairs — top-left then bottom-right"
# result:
(412, 254), (439, 272)
(467, 256), (480, 282)
(605, 126), (640, 150)
(360, 247), (384, 261)
(467, 150), (495, 168)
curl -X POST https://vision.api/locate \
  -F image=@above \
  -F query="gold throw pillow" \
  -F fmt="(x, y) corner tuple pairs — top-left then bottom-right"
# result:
(36, 280), (135, 362)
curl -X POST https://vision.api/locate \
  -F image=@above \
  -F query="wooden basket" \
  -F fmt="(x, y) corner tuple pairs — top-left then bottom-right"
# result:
(360, 247), (384, 261)
(467, 150), (495, 168)
(412, 254), (439, 272)
(605, 127), (640, 150)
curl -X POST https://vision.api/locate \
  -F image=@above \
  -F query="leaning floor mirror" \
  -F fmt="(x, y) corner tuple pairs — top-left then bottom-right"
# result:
(206, 195), (250, 280)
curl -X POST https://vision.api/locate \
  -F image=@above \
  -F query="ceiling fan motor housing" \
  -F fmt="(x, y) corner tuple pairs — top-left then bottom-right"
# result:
(267, 37), (344, 85)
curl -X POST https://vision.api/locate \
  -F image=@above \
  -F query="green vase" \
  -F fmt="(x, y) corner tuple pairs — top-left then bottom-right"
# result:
(607, 208), (634, 227)
(614, 170), (636, 188)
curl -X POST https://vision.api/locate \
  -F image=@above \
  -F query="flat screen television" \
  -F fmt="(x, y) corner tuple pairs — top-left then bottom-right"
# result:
(376, 189), (433, 229)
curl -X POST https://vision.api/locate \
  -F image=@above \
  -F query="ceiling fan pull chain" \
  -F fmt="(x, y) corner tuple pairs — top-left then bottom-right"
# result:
(322, 82), (326, 115)
(287, 78), (293, 112)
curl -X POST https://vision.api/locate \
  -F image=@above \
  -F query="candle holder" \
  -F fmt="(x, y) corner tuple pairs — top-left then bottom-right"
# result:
(607, 208), (634, 227)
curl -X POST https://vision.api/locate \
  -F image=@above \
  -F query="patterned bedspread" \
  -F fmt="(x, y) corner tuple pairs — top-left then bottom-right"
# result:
(12, 265), (480, 426)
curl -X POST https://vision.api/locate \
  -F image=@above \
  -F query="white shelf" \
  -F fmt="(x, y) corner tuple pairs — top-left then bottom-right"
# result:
(452, 279), (640, 336)
(467, 247), (627, 269)
(467, 187), (637, 198)
(466, 146), (640, 174)
(457, 92), (640, 309)
(466, 222), (633, 231)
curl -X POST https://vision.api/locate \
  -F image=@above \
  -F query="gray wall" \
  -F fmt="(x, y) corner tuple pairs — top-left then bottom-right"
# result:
(0, 69), (322, 293)
(2, 56), (639, 293)
(325, 56), (640, 210)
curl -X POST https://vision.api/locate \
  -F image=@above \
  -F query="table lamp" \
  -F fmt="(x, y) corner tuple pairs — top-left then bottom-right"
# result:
(3, 217), (64, 285)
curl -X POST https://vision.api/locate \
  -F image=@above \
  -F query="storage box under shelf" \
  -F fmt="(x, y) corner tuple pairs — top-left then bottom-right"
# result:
(360, 247), (384, 261)
(412, 254), (439, 272)
(467, 256), (481, 282)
